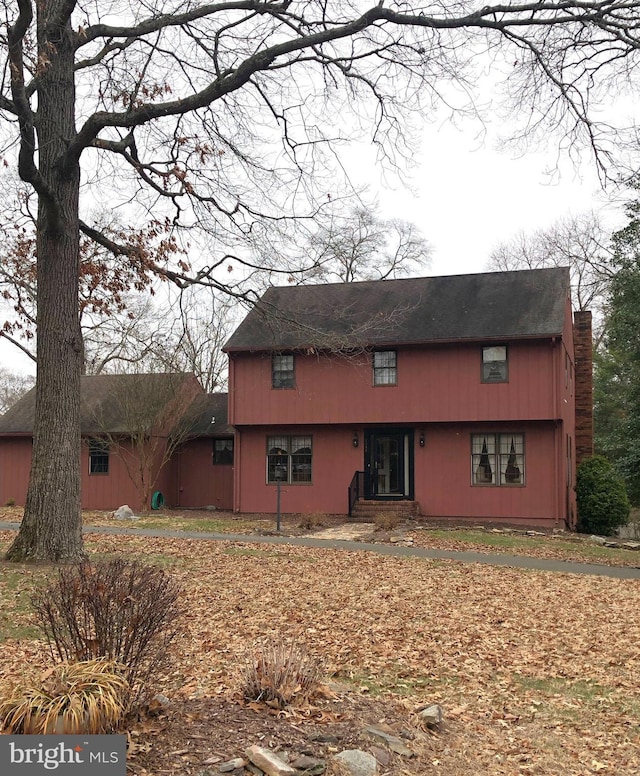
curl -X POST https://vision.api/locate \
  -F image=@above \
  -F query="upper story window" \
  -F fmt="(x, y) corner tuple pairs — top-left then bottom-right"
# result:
(213, 438), (234, 465)
(89, 440), (109, 475)
(472, 433), (525, 486)
(482, 345), (508, 383)
(272, 354), (295, 389)
(373, 350), (397, 386)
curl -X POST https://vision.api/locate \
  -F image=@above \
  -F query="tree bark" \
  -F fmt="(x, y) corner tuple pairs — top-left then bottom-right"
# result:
(5, 2), (85, 562)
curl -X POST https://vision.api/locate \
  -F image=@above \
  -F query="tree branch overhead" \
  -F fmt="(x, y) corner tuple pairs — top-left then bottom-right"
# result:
(2, 0), (640, 561)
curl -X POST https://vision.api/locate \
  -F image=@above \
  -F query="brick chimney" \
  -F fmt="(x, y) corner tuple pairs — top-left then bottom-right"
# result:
(574, 310), (593, 465)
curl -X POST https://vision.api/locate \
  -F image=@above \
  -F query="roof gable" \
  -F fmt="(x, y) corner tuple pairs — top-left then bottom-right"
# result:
(224, 267), (571, 352)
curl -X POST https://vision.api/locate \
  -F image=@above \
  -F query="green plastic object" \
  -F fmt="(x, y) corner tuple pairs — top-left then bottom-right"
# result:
(151, 491), (165, 510)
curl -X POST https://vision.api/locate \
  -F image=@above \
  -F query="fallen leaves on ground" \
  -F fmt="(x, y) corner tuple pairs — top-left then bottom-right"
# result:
(1, 530), (639, 775)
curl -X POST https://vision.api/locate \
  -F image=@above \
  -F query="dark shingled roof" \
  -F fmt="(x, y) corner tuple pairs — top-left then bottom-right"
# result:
(185, 393), (232, 436)
(224, 267), (571, 352)
(0, 373), (202, 435)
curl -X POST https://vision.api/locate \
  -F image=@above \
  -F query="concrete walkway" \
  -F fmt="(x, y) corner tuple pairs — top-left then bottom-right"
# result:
(1, 521), (640, 579)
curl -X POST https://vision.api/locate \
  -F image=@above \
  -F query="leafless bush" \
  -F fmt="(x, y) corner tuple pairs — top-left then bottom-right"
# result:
(374, 511), (401, 531)
(298, 513), (327, 530)
(241, 640), (323, 708)
(31, 559), (181, 706)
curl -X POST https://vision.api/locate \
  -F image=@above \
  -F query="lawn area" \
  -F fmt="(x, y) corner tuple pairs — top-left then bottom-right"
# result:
(0, 528), (639, 774)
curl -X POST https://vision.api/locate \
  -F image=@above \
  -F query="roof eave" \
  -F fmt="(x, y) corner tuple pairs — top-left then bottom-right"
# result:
(225, 331), (565, 354)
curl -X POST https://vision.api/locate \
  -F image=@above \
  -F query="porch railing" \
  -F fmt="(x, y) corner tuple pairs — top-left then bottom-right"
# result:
(348, 470), (364, 517)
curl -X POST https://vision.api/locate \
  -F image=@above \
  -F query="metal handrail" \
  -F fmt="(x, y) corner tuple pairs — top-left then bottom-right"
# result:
(348, 470), (364, 517)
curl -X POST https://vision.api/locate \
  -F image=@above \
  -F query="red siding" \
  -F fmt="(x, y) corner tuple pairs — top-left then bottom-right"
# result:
(0, 437), (31, 506)
(0, 437), (181, 513)
(230, 340), (561, 427)
(414, 422), (562, 524)
(235, 426), (361, 515)
(234, 421), (568, 528)
(175, 439), (233, 510)
(80, 438), (179, 512)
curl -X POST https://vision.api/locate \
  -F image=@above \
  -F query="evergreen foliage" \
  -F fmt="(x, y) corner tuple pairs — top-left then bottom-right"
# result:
(576, 455), (630, 535)
(595, 181), (640, 504)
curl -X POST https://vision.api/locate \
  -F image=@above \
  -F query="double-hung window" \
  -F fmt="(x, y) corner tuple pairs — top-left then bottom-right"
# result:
(272, 354), (295, 388)
(267, 436), (312, 484)
(482, 345), (508, 383)
(89, 440), (109, 474)
(472, 433), (524, 486)
(373, 350), (397, 386)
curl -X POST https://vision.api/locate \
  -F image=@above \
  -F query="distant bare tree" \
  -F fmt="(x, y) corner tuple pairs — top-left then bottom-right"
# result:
(292, 205), (431, 284)
(85, 288), (236, 392)
(487, 212), (615, 344)
(0, 368), (34, 413)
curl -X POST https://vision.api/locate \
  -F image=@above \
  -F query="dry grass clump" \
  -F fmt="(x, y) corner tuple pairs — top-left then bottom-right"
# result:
(374, 511), (402, 531)
(0, 658), (129, 734)
(241, 640), (323, 708)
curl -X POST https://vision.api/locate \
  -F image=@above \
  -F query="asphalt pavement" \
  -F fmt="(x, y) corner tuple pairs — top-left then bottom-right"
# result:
(1, 521), (640, 579)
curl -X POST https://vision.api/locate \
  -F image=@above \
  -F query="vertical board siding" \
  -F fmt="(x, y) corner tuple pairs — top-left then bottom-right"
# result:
(236, 422), (564, 526)
(230, 340), (559, 427)
(177, 438), (233, 510)
(237, 426), (361, 515)
(0, 437), (31, 506)
(81, 440), (148, 512)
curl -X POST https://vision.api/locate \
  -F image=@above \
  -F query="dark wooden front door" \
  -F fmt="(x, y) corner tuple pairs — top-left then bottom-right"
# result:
(364, 429), (413, 499)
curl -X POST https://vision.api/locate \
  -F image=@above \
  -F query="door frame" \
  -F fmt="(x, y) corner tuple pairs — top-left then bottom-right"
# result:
(363, 428), (414, 500)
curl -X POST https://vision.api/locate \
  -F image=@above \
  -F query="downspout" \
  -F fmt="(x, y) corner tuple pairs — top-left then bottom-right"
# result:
(228, 355), (241, 513)
(551, 337), (561, 526)
(233, 429), (241, 513)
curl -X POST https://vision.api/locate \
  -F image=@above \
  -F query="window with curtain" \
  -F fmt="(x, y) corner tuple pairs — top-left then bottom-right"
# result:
(267, 435), (312, 483)
(472, 433), (524, 486)
(481, 345), (508, 383)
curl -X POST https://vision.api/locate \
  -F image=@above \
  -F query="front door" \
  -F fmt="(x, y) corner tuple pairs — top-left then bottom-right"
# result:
(364, 429), (413, 499)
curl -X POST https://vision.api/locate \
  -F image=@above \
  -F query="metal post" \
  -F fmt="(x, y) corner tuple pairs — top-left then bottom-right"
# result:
(276, 479), (281, 532)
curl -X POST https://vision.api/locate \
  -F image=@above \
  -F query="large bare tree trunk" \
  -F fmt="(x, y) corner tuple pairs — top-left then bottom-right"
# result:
(5, 4), (84, 562)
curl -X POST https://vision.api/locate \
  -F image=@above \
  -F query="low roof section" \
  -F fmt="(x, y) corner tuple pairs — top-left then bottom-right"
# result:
(0, 373), (230, 437)
(185, 392), (233, 437)
(224, 267), (571, 353)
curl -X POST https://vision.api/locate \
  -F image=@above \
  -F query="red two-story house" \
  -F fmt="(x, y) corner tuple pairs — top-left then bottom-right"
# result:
(224, 267), (593, 529)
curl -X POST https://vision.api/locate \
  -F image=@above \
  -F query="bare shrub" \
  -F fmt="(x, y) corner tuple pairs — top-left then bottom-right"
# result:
(0, 658), (129, 734)
(241, 640), (323, 708)
(31, 559), (181, 706)
(298, 513), (327, 530)
(374, 511), (401, 531)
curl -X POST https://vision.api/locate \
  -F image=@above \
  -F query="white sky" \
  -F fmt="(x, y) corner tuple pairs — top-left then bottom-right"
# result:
(351, 119), (625, 277)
